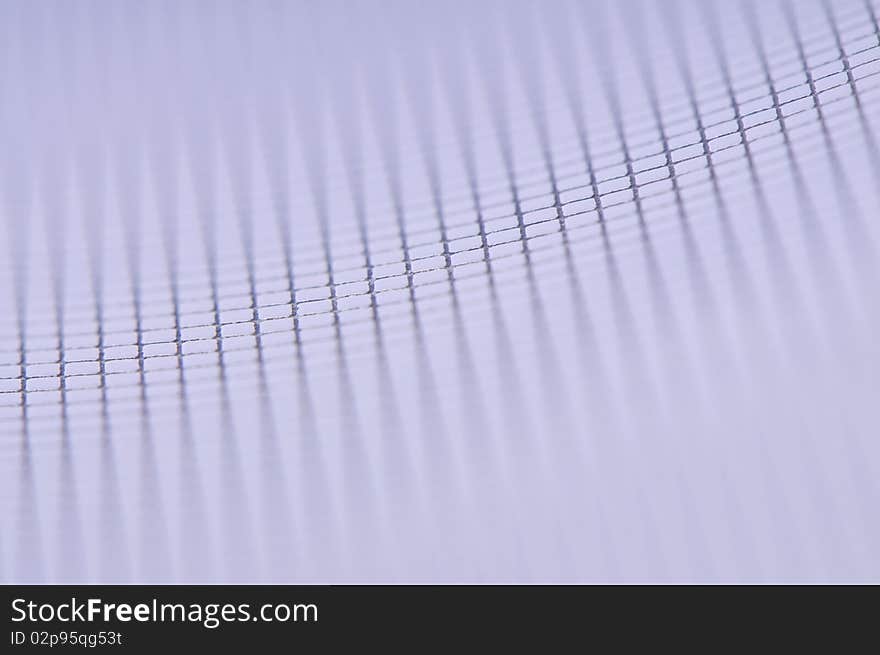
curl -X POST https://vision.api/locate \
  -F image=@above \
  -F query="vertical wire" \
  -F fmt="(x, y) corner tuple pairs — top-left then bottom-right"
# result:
(270, 0), (331, 580)
(442, 11), (521, 579)
(184, 4), (254, 578)
(357, 6), (448, 567)
(470, 0), (569, 582)
(781, 0), (878, 575)
(113, 7), (171, 577)
(793, 0), (879, 294)
(659, 0), (765, 578)
(3, 78), (44, 579)
(222, 2), (295, 582)
(699, 0), (813, 578)
(299, 3), (377, 576)
(742, 0), (849, 577)
(45, 161), (86, 583)
(743, 0), (849, 337)
(401, 7), (482, 573)
(37, 1), (86, 583)
(151, 0), (213, 583)
(541, 0), (625, 580)
(580, 0), (686, 579)
(330, 10), (417, 577)
(510, 0), (609, 579)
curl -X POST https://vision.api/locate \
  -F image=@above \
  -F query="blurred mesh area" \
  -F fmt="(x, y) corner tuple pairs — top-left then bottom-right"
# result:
(1, 0), (880, 582)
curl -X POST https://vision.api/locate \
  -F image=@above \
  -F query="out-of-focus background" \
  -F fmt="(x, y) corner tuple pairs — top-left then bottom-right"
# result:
(1, 0), (879, 582)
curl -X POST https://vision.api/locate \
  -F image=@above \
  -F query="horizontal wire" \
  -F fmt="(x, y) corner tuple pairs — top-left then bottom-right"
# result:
(4, 69), (876, 370)
(5, 11), (878, 318)
(3, 55), (878, 353)
(0, 120), (869, 429)
(1, 82), (875, 405)
(9, 0), (873, 286)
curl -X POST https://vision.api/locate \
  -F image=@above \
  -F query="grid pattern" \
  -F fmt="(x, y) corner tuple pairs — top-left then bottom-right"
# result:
(2, 0), (880, 583)
(2, 18), (879, 418)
